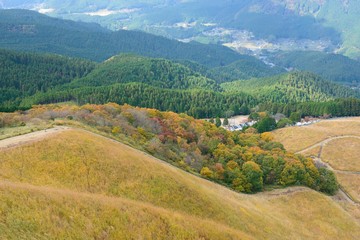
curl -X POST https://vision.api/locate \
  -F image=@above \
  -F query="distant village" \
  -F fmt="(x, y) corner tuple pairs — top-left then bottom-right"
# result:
(221, 115), (321, 132)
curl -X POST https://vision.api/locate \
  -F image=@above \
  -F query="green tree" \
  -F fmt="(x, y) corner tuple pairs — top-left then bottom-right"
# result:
(290, 112), (301, 123)
(254, 116), (277, 133)
(242, 161), (263, 192)
(215, 117), (222, 127)
(223, 117), (229, 126)
(276, 118), (292, 128)
(317, 168), (338, 195)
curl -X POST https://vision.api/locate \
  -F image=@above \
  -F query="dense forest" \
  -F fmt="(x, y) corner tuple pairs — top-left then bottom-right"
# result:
(259, 98), (360, 118)
(0, 49), (95, 110)
(18, 83), (256, 118)
(1, 49), (360, 118)
(222, 72), (360, 103)
(0, 103), (339, 195)
(69, 54), (221, 91)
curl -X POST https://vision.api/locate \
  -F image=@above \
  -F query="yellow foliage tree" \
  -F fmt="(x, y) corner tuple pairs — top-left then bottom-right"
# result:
(200, 167), (213, 178)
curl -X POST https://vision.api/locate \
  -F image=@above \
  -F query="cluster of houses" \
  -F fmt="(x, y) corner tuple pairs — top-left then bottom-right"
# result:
(224, 121), (257, 132)
(295, 119), (320, 126)
(224, 118), (321, 132)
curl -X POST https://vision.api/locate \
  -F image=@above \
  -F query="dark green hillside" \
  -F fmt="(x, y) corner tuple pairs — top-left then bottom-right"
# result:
(0, 49), (95, 110)
(208, 58), (284, 83)
(0, 9), (245, 67)
(221, 72), (360, 103)
(70, 54), (221, 91)
(269, 51), (360, 85)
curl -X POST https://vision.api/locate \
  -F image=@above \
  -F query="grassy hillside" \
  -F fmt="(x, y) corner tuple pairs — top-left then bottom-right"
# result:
(222, 72), (360, 103)
(273, 117), (360, 222)
(0, 103), (340, 195)
(0, 128), (359, 239)
(274, 117), (360, 152)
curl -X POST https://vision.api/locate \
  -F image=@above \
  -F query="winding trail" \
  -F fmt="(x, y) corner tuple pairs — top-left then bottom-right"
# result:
(295, 136), (360, 205)
(296, 135), (360, 155)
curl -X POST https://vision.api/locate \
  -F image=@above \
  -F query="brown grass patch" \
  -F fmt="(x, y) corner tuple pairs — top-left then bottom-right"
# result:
(322, 138), (360, 171)
(336, 173), (360, 203)
(274, 117), (360, 152)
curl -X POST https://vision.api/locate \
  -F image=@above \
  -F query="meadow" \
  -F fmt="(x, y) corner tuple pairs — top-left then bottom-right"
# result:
(0, 129), (359, 239)
(274, 117), (360, 152)
(274, 117), (360, 224)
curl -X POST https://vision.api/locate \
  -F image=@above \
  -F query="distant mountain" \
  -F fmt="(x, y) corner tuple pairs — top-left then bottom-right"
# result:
(221, 72), (360, 103)
(5, 0), (360, 58)
(5, 0), (360, 60)
(0, 9), (249, 67)
(268, 51), (360, 86)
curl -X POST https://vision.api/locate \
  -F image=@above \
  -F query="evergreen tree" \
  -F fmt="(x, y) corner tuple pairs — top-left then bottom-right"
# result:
(223, 117), (229, 126)
(215, 117), (222, 127)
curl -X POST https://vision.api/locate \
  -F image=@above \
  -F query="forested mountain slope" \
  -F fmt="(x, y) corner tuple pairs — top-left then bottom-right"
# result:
(269, 51), (360, 86)
(222, 72), (360, 103)
(0, 49), (95, 109)
(70, 54), (221, 91)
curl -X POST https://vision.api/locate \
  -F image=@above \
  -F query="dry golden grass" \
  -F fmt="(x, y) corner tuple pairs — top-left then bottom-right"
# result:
(0, 129), (359, 239)
(336, 173), (360, 203)
(0, 123), (51, 141)
(300, 145), (321, 158)
(338, 203), (360, 223)
(274, 117), (360, 152)
(0, 182), (250, 240)
(322, 138), (360, 171)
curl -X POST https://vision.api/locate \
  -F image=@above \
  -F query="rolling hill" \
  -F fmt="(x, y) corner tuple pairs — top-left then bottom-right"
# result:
(0, 106), (359, 239)
(69, 54), (221, 91)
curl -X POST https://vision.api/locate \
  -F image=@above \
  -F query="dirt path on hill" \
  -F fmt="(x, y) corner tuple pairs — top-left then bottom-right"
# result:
(296, 135), (360, 155)
(296, 137), (360, 206)
(0, 126), (70, 150)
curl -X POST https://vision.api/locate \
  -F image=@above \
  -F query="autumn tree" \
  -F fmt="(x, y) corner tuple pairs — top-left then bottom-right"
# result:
(242, 161), (263, 192)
